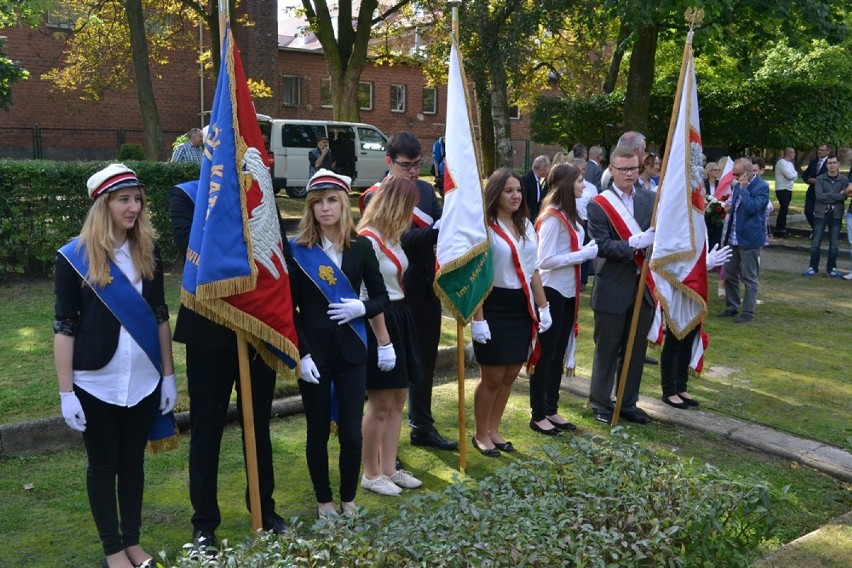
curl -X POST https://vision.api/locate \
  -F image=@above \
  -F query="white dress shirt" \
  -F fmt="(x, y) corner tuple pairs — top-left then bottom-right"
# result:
(73, 241), (160, 407)
(359, 228), (407, 302)
(321, 235), (343, 267)
(537, 213), (586, 299)
(577, 180), (599, 221)
(489, 218), (538, 289)
(611, 184), (636, 217)
(775, 158), (797, 191)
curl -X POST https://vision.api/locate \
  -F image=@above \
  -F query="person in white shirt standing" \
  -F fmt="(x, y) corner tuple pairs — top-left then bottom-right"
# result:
(773, 148), (798, 237)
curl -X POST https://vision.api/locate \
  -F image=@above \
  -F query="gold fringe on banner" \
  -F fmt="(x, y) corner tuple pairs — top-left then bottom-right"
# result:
(148, 431), (180, 454)
(563, 367), (575, 377)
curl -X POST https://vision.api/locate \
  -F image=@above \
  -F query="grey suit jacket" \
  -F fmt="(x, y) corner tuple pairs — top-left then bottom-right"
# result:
(587, 186), (656, 315)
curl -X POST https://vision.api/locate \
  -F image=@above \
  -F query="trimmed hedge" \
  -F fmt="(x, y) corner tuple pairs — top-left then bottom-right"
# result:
(161, 432), (776, 567)
(0, 160), (199, 276)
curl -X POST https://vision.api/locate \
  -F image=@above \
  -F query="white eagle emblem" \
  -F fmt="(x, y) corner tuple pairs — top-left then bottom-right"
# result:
(242, 147), (286, 279)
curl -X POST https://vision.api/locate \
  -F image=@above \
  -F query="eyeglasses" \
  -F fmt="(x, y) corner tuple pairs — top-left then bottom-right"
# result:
(392, 159), (423, 171)
(613, 166), (640, 175)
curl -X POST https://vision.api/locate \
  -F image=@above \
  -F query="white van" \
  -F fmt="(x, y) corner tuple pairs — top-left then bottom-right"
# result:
(257, 115), (389, 198)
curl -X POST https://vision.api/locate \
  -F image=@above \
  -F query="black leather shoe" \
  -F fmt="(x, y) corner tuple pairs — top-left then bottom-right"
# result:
(594, 412), (612, 425)
(734, 314), (753, 323)
(546, 417), (577, 431)
(644, 355), (659, 365)
(718, 308), (738, 317)
(493, 440), (515, 452)
(191, 529), (217, 557)
(619, 408), (653, 425)
(263, 515), (289, 535)
(662, 396), (689, 409)
(529, 419), (560, 436)
(471, 436), (500, 457)
(679, 395), (700, 407)
(411, 429), (458, 450)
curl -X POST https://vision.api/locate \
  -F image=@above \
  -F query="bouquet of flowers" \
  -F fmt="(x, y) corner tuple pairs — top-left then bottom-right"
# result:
(705, 195), (727, 227)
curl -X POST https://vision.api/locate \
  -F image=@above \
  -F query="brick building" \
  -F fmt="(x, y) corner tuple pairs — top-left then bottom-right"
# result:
(1, 1), (556, 168)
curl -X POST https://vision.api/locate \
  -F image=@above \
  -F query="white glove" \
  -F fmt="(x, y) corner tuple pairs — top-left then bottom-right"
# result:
(299, 355), (321, 384)
(538, 304), (552, 333)
(60, 391), (86, 432)
(580, 240), (599, 261)
(327, 298), (366, 325)
(471, 320), (491, 344)
(159, 374), (177, 415)
(629, 227), (656, 250)
(432, 218), (442, 231)
(377, 343), (397, 372)
(706, 244), (733, 270)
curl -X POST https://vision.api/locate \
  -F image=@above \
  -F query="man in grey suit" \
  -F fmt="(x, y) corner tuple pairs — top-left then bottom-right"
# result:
(586, 145), (657, 425)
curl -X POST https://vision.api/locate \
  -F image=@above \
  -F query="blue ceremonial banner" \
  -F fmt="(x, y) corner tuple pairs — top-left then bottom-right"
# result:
(181, 25), (299, 375)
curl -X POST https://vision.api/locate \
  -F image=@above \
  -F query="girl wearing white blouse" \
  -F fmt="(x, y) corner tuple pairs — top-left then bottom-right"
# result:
(529, 164), (598, 435)
(471, 168), (551, 457)
(357, 176), (424, 495)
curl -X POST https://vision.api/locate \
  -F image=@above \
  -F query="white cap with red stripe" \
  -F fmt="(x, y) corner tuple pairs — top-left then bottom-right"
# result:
(87, 163), (144, 200)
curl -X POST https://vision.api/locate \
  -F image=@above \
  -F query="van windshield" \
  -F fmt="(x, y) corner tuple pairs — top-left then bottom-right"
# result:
(282, 124), (326, 148)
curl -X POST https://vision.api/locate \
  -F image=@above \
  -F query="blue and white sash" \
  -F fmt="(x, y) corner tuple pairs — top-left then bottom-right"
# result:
(176, 180), (199, 204)
(288, 239), (367, 348)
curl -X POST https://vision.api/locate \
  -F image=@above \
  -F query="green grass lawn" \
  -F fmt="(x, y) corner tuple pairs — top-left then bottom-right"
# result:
(0, 379), (849, 567)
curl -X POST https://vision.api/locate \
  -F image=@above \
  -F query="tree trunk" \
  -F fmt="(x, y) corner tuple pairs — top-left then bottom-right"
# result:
(474, 79), (496, 175)
(123, 0), (164, 160)
(332, 67), (362, 122)
(622, 21), (658, 134)
(603, 22), (630, 94)
(487, 58), (513, 169)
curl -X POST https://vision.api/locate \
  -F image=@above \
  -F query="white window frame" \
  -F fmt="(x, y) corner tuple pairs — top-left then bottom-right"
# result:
(282, 75), (300, 107)
(390, 84), (406, 113)
(509, 105), (521, 120)
(422, 87), (437, 114)
(358, 81), (373, 111)
(320, 78), (332, 108)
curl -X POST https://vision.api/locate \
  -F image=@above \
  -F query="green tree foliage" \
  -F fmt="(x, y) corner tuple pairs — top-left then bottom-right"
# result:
(0, 34), (27, 110)
(0, 0), (52, 110)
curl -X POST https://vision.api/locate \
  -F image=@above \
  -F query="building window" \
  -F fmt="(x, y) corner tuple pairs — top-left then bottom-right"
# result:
(509, 105), (521, 120)
(47, 4), (78, 30)
(358, 81), (373, 111)
(422, 87), (437, 114)
(282, 76), (300, 107)
(390, 84), (406, 113)
(320, 78), (332, 108)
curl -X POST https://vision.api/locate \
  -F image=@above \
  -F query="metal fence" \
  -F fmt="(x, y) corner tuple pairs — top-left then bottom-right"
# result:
(0, 126), (187, 161)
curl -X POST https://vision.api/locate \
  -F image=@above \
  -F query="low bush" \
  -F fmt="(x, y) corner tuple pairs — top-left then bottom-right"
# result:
(118, 143), (146, 161)
(161, 431), (775, 567)
(0, 160), (198, 276)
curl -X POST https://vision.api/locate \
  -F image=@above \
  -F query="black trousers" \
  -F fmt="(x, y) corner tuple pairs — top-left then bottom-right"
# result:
(77, 385), (159, 556)
(660, 326), (700, 397)
(406, 292), (442, 432)
(774, 190), (792, 234)
(804, 186), (816, 229)
(529, 288), (576, 421)
(186, 343), (277, 532)
(298, 350), (366, 503)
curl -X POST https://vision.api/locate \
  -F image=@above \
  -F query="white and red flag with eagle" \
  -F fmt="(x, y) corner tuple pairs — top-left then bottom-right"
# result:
(650, 31), (709, 356)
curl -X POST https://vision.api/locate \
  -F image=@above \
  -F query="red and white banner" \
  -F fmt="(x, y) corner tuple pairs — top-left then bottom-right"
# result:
(714, 157), (734, 201)
(650, 35), (708, 339)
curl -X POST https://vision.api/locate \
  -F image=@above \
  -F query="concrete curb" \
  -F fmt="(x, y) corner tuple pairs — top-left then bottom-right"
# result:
(752, 510), (852, 567)
(2, 345), (850, 483)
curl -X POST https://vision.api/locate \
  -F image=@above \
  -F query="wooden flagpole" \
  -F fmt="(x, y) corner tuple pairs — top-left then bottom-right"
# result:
(611, 11), (701, 427)
(449, 0), (467, 473)
(218, 0), (262, 533)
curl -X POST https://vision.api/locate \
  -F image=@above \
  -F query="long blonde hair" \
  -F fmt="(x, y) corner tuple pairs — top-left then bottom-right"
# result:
(296, 188), (356, 250)
(356, 176), (418, 245)
(77, 188), (157, 287)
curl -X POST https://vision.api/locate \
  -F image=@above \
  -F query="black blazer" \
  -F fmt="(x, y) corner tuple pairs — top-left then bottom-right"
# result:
(54, 246), (168, 371)
(399, 178), (442, 306)
(287, 236), (389, 368)
(168, 185), (291, 348)
(521, 170), (546, 220)
(587, 186), (656, 315)
(802, 157), (828, 189)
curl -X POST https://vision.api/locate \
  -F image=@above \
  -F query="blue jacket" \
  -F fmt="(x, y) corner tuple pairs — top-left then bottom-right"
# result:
(725, 176), (770, 250)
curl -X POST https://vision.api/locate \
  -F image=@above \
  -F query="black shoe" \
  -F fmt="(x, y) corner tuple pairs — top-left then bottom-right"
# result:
(493, 440), (515, 452)
(594, 412), (612, 425)
(644, 355), (659, 365)
(619, 408), (653, 425)
(411, 429), (458, 450)
(662, 396), (689, 409)
(718, 308), (738, 317)
(471, 436), (500, 457)
(546, 417), (577, 431)
(679, 395), (700, 407)
(191, 529), (217, 557)
(263, 515), (289, 535)
(529, 419), (560, 436)
(734, 314), (753, 323)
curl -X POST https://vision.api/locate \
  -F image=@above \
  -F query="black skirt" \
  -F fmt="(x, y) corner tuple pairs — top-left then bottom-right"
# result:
(473, 287), (534, 365)
(366, 300), (423, 389)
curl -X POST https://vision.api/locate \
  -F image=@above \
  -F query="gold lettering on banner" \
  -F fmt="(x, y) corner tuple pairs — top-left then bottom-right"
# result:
(319, 265), (337, 286)
(453, 253), (488, 298)
(185, 248), (200, 267)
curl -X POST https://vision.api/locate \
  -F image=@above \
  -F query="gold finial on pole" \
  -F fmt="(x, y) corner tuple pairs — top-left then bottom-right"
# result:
(685, 7), (705, 31)
(449, 0), (462, 39)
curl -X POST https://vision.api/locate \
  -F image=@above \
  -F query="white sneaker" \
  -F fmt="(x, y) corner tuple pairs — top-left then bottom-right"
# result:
(388, 469), (423, 489)
(844, 272), (852, 280)
(361, 474), (402, 496)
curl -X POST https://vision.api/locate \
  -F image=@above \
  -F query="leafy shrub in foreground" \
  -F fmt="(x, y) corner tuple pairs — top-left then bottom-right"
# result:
(161, 431), (775, 567)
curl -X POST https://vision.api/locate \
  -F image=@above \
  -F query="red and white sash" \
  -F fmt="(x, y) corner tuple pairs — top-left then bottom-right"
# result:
(358, 229), (405, 292)
(488, 220), (538, 358)
(591, 191), (663, 345)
